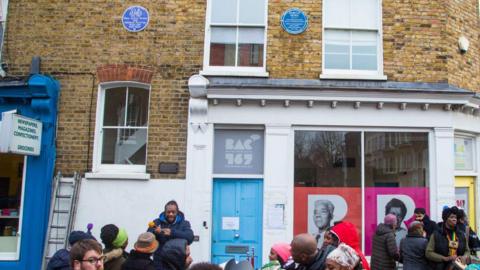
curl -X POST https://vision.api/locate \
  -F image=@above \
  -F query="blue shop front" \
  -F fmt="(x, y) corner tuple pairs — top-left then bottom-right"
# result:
(0, 74), (59, 270)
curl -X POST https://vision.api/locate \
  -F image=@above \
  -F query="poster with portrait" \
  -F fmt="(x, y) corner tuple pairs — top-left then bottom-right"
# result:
(364, 187), (429, 255)
(294, 187), (362, 247)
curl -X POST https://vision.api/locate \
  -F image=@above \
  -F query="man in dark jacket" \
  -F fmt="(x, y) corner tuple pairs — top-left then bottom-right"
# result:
(147, 200), (194, 269)
(291, 233), (335, 270)
(399, 221), (429, 270)
(122, 232), (158, 270)
(414, 207), (437, 239)
(47, 229), (96, 270)
(370, 214), (400, 270)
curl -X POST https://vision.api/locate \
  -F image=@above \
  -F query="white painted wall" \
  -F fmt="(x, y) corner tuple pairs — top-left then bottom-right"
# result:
(73, 178), (210, 261)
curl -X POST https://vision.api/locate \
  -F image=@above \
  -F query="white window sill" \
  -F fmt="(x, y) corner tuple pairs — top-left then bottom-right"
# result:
(320, 73), (388, 81)
(200, 70), (269, 77)
(85, 172), (150, 180)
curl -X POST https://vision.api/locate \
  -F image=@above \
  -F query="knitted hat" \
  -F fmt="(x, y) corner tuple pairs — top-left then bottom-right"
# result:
(384, 214), (397, 226)
(112, 228), (128, 248)
(271, 243), (291, 263)
(134, 232), (159, 254)
(100, 224), (119, 248)
(68, 231), (95, 246)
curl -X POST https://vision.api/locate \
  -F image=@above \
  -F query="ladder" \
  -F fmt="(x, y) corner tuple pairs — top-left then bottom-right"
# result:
(42, 171), (82, 270)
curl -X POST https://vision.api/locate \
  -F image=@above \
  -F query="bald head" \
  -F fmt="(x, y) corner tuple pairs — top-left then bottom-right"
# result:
(291, 234), (318, 265)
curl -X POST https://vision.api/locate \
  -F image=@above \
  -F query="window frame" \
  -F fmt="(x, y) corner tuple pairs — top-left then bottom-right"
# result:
(201, 0), (269, 77)
(92, 81), (151, 174)
(321, 0), (386, 80)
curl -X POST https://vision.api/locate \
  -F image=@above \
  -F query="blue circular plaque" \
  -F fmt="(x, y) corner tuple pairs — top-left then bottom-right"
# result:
(281, 8), (308, 35)
(122, 6), (149, 32)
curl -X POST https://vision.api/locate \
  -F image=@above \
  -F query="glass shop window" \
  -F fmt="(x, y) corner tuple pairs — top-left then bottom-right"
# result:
(294, 130), (429, 255)
(0, 153), (24, 260)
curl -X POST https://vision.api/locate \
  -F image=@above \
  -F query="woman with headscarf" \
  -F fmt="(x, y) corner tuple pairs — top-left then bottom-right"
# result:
(330, 222), (370, 270)
(325, 243), (361, 270)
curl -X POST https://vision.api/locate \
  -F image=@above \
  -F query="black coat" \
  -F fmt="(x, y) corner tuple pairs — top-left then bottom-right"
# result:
(46, 249), (70, 270)
(121, 250), (155, 270)
(428, 225), (468, 270)
(399, 234), (429, 270)
(296, 245), (335, 270)
(147, 211), (194, 268)
(421, 215), (438, 240)
(157, 239), (188, 270)
(370, 223), (399, 270)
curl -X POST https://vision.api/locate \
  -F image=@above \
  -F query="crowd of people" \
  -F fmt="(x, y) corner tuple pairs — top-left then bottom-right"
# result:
(47, 200), (194, 270)
(46, 201), (480, 270)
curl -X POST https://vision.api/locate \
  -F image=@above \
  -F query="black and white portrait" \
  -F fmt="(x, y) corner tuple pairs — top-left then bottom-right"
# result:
(377, 195), (416, 248)
(308, 195), (347, 247)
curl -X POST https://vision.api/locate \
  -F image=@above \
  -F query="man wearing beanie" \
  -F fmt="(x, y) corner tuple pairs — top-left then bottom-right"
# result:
(47, 230), (96, 270)
(100, 224), (129, 270)
(122, 232), (158, 270)
(426, 206), (470, 270)
(370, 214), (400, 270)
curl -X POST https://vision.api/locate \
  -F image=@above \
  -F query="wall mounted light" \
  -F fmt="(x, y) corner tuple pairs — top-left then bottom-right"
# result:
(458, 36), (469, 54)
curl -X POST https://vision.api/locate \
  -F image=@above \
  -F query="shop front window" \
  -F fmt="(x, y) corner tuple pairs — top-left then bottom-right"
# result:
(0, 153), (24, 260)
(364, 132), (429, 254)
(294, 131), (429, 254)
(294, 131), (362, 247)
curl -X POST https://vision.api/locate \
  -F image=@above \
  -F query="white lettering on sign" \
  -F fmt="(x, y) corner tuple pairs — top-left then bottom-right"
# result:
(0, 113), (42, 156)
(224, 135), (260, 167)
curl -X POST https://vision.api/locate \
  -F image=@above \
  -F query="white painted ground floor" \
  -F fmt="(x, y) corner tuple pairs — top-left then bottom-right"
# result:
(75, 76), (480, 266)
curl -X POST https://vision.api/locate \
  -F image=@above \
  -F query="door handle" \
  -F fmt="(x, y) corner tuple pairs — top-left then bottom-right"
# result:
(234, 233), (240, 238)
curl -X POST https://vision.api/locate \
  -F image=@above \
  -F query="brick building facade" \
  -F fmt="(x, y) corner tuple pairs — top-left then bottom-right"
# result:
(1, 0), (480, 268)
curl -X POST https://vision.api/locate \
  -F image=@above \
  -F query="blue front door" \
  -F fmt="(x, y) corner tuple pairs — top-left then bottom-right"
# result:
(212, 179), (263, 268)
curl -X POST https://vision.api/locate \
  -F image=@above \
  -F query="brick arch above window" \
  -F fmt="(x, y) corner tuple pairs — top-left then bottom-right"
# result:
(96, 64), (154, 84)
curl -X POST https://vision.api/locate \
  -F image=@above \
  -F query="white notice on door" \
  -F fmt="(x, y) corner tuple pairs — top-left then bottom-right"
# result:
(222, 217), (239, 230)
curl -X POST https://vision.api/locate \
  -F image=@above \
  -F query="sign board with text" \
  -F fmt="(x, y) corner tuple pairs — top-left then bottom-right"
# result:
(0, 113), (42, 156)
(214, 129), (264, 174)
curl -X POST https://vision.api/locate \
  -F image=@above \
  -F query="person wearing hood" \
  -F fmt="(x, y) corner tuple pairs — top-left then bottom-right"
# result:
(122, 232), (158, 270)
(100, 224), (129, 270)
(399, 221), (429, 270)
(426, 206), (470, 270)
(414, 208), (437, 239)
(291, 233), (334, 270)
(147, 200), (194, 269)
(158, 238), (193, 270)
(330, 222), (370, 270)
(370, 214), (400, 270)
(47, 226), (96, 270)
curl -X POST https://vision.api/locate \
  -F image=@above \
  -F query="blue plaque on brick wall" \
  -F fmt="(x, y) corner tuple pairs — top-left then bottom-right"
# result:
(281, 8), (308, 35)
(122, 6), (149, 32)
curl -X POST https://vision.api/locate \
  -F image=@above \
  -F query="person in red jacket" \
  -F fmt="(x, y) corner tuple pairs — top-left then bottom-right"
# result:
(330, 222), (370, 270)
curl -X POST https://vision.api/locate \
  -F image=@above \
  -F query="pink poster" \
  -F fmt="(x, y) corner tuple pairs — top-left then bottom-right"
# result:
(364, 187), (429, 255)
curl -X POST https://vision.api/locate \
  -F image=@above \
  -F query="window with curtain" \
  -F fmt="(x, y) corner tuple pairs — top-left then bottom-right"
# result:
(207, 0), (266, 69)
(323, 0), (382, 74)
